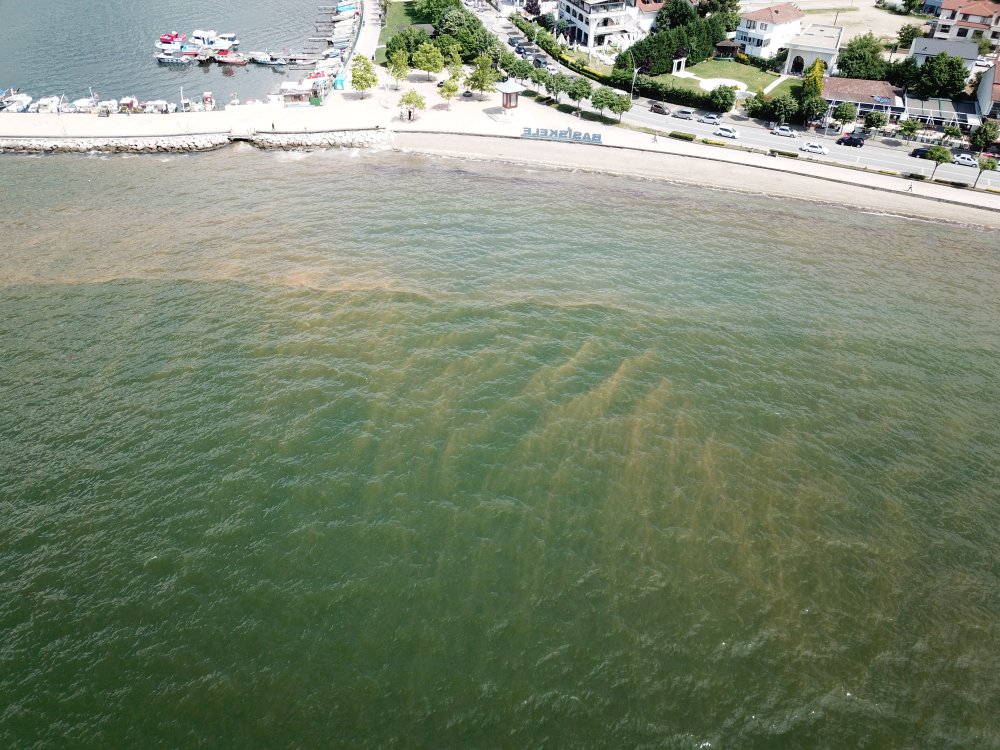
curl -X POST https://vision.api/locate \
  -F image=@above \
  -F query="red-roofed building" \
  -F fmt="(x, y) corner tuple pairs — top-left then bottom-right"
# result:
(734, 3), (805, 58)
(931, 0), (1000, 47)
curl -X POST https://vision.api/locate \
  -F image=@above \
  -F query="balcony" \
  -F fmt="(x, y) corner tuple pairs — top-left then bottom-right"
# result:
(563, 0), (627, 15)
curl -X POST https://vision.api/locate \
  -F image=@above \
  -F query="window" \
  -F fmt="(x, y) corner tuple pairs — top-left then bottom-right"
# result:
(939, 24), (951, 31)
(957, 27), (968, 36)
(760, 23), (767, 30)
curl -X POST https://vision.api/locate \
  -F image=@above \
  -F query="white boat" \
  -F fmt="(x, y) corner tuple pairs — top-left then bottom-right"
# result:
(156, 50), (194, 65)
(249, 51), (286, 66)
(143, 99), (170, 114)
(67, 97), (97, 113)
(35, 96), (63, 113)
(189, 30), (233, 51)
(218, 32), (240, 47)
(1, 93), (33, 112)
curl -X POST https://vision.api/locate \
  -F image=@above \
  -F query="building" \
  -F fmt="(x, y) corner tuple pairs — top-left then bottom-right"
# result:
(930, 0), (1000, 48)
(558, 0), (634, 49)
(909, 37), (981, 76)
(629, 0), (664, 33)
(821, 77), (906, 119)
(783, 24), (844, 75)
(734, 3), (804, 58)
(975, 62), (1000, 117)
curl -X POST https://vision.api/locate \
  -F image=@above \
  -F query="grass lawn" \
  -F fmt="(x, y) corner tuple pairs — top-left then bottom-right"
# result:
(649, 60), (779, 93)
(376, 1), (430, 64)
(766, 79), (801, 99)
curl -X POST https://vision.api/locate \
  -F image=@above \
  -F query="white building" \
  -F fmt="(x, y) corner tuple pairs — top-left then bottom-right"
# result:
(558, 0), (636, 49)
(734, 3), (804, 59)
(930, 0), (1000, 49)
(783, 23), (844, 75)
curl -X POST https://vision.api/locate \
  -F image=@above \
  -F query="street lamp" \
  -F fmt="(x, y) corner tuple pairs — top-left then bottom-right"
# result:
(630, 64), (640, 100)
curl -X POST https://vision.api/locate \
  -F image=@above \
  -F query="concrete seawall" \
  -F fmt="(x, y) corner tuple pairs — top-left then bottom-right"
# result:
(0, 127), (390, 154)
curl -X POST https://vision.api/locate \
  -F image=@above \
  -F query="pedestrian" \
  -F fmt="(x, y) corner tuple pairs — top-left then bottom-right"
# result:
(272, 122), (275, 131)
(907, 182), (913, 192)
(652, 133), (658, 143)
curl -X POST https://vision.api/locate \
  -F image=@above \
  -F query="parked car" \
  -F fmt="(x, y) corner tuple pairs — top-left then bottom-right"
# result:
(698, 113), (721, 124)
(672, 108), (694, 120)
(771, 125), (796, 138)
(952, 153), (978, 167)
(836, 135), (865, 147)
(545, 63), (558, 74)
(910, 147), (931, 159)
(649, 102), (670, 115)
(507, 36), (519, 46)
(799, 141), (829, 155)
(714, 125), (739, 139)
(515, 44), (525, 54)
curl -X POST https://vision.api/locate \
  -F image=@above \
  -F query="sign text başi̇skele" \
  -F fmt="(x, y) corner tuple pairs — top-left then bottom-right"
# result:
(522, 127), (602, 144)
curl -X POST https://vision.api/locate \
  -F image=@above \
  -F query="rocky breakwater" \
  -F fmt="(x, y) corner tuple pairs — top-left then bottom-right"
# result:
(0, 134), (231, 154)
(249, 128), (391, 150)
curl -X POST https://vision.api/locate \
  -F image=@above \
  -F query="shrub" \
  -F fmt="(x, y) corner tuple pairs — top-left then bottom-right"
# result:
(909, 173), (927, 180)
(669, 131), (696, 140)
(702, 138), (727, 145)
(771, 149), (799, 158)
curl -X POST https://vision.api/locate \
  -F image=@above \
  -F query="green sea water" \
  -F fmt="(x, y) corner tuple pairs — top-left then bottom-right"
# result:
(1, 148), (998, 748)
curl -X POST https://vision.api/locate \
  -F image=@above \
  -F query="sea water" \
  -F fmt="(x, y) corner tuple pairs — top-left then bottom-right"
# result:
(1, 149), (998, 748)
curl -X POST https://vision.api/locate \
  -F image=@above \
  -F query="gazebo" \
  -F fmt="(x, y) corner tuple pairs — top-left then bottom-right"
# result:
(496, 79), (526, 114)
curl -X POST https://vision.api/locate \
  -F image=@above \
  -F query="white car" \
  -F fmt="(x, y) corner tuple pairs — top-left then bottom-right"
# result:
(952, 153), (978, 167)
(771, 125), (796, 137)
(714, 125), (739, 139)
(698, 113), (721, 124)
(799, 141), (829, 155)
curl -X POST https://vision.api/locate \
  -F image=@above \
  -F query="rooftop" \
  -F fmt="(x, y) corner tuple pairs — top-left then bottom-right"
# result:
(910, 38), (980, 60)
(938, 0), (999, 14)
(822, 77), (902, 104)
(786, 24), (843, 51)
(740, 2), (804, 24)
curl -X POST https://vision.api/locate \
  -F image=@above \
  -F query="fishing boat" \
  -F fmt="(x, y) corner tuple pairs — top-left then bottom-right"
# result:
(156, 50), (194, 65)
(118, 95), (140, 113)
(35, 95), (63, 113)
(1, 90), (31, 112)
(218, 33), (240, 47)
(214, 49), (248, 65)
(67, 96), (97, 113)
(249, 51), (286, 66)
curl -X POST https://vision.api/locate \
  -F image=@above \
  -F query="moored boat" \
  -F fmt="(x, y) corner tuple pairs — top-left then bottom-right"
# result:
(156, 50), (194, 65)
(214, 49), (248, 65)
(189, 30), (233, 51)
(1, 91), (32, 113)
(217, 33), (240, 47)
(249, 51), (286, 66)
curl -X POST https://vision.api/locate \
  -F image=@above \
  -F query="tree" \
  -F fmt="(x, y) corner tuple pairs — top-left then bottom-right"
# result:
(969, 120), (1000, 153)
(414, 0), (461, 24)
(837, 32), (887, 80)
(897, 24), (924, 49)
(771, 93), (799, 124)
(388, 49), (410, 89)
(545, 72), (572, 104)
(567, 77), (593, 113)
(801, 58), (826, 100)
(591, 86), (617, 116)
(976, 37), (993, 56)
(656, 0), (697, 29)
(609, 92), (633, 122)
(399, 88), (427, 114)
(440, 76), (459, 108)
(351, 55), (378, 99)
(833, 102), (858, 127)
(464, 54), (499, 99)
(709, 84), (737, 113)
(916, 52), (969, 98)
(797, 95), (826, 124)
(973, 157), (998, 188)
(864, 110), (888, 133)
(743, 88), (770, 118)
(941, 124), (963, 146)
(903, 0), (921, 13)
(412, 42), (445, 80)
(384, 27), (430, 64)
(524, 0), (541, 15)
(898, 118), (921, 143)
(926, 145), (952, 179)
(528, 67), (550, 90)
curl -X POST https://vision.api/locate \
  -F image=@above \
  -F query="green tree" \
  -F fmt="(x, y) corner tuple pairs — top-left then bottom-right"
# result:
(412, 42), (445, 80)
(973, 157), (998, 188)
(525, 0), (541, 15)
(969, 120), (1000, 153)
(887, 56), (921, 89)
(609, 92), (633, 122)
(771, 93), (798, 124)
(351, 55), (378, 99)
(384, 27), (430, 64)
(903, 0), (921, 13)
(743, 88), (770, 118)
(801, 58), (826, 100)
(440, 76), (459, 108)
(399, 88), (427, 112)
(976, 37), (993, 56)
(833, 102), (858, 126)
(799, 95), (828, 123)
(414, 0), (461, 24)
(897, 24), (924, 49)
(709, 84), (737, 113)
(916, 52), (969, 98)
(925, 144), (953, 179)
(528, 67), (550, 90)
(864, 110), (888, 133)
(837, 32), (887, 80)
(941, 124), (963, 145)
(545, 72), (572, 104)
(510, 58), (534, 81)
(591, 86), (617, 116)
(388, 49), (410, 90)
(567, 77), (593, 113)
(464, 54), (499, 99)
(656, 0), (697, 29)
(898, 118), (921, 143)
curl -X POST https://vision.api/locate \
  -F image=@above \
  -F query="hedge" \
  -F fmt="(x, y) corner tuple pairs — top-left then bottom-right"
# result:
(669, 131), (696, 141)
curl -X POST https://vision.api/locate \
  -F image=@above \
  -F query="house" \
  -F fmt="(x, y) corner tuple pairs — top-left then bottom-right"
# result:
(783, 24), (844, 75)
(734, 3), (804, 58)
(558, 0), (635, 49)
(930, 0), (1000, 48)
(909, 37), (980, 76)
(821, 77), (906, 120)
(629, 0), (665, 34)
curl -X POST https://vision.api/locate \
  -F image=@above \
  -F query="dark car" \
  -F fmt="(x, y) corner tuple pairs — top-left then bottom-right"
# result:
(836, 135), (865, 147)
(910, 147), (931, 159)
(649, 103), (669, 115)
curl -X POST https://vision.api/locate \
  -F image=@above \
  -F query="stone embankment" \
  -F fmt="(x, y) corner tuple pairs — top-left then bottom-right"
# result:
(0, 128), (391, 154)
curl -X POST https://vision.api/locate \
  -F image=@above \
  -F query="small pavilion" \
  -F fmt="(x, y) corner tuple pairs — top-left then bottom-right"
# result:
(496, 79), (526, 115)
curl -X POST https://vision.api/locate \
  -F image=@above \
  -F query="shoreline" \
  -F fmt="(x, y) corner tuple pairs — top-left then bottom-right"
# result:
(4, 96), (1000, 229)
